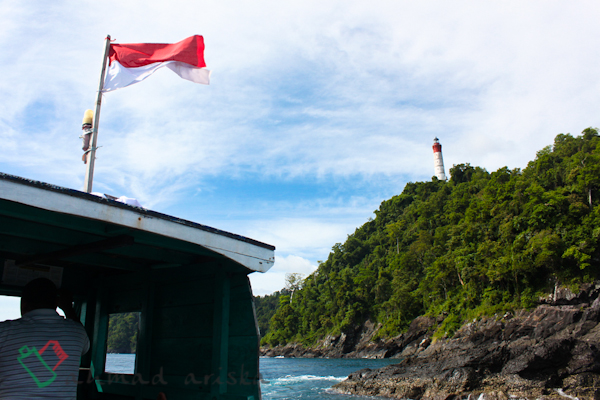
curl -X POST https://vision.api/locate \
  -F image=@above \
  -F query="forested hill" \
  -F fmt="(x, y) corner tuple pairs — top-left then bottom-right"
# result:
(261, 129), (600, 347)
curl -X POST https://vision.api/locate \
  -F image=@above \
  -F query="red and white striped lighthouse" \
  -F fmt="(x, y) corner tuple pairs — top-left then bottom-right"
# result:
(432, 137), (447, 180)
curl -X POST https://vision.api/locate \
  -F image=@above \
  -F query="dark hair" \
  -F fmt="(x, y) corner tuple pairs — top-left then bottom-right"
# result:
(21, 278), (57, 309)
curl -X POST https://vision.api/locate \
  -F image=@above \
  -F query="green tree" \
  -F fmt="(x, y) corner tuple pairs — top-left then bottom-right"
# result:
(261, 129), (600, 347)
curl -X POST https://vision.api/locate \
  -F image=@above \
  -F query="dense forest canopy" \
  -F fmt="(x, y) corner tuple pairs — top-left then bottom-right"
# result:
(107, 312), (139, 354)
(260, 129), (600, 346)
(254, 290), (284, 338)
(254, 274), (304, 338)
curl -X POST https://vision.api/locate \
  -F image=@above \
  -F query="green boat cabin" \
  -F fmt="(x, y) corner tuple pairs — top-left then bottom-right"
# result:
(0, 172), (275, 400)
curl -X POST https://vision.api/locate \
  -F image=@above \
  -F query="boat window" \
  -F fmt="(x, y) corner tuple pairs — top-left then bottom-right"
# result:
(104, 311), (140, 374)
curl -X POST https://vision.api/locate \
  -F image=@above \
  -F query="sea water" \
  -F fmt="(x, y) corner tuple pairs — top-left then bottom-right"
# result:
(259, 357), (399, 399)
(105, 353), (136, 374)
(106, 354), (398, 399)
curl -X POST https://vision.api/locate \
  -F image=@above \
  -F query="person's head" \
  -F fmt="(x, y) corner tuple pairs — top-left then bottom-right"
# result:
(20, 278), (58, 316)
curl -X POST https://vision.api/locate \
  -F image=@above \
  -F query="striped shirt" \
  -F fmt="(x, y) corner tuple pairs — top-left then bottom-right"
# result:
(0, 309), (90, 399)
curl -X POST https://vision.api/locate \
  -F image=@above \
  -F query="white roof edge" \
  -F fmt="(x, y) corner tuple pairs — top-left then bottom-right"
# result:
(0, 178), (274, 273)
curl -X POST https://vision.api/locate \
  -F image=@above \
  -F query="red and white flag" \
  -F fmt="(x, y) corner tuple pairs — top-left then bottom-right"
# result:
(103, 35), (210, 92)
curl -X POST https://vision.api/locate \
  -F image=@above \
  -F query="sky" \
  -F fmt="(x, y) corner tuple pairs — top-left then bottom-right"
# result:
(2, 1), (600, 319)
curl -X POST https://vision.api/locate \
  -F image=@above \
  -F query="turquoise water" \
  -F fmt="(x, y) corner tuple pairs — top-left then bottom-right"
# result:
(105, 354), (399, 399)
(259, 357), (399, 399)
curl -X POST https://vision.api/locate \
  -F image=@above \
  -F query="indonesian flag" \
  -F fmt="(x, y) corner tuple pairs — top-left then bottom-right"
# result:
(103, 35), (210, 92)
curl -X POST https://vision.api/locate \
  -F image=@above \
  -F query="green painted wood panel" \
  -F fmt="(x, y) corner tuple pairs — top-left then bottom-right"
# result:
(140, 385), (214, 400)
(154, 279), (215, 308)
(97, 393), (135, 400)
(0, 200), (230, 266)
(101, 245), (198, 267)
(100, 272), (149, 288)
(0, 234), (69, 257)
(211, 271), (230, 396)
(227, 336), (259, 378)
(129, 230), (225, 261)
(149, 337), (213, 376)
(135, 281), (155, 388)
(106, 292), (143, 314)
(0, 214), (105, 245)
(0, 199), (115, 237)
(90, 285), (109, 386)
(96, 381), (138, 396)
(0, 235), (147, 271)
(152, 304), (213, 339)
(80, 294), (96, 368)
(228, 299), (259, 338)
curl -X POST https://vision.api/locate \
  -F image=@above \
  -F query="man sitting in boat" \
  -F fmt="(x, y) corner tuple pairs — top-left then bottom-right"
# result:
(0, 278), (90, 400)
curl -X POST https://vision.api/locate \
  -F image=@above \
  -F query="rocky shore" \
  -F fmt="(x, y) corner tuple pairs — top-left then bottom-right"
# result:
(261, 283), (600, 399)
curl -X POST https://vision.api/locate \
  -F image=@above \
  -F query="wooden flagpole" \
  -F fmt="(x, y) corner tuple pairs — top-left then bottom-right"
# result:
(84, 35), (111, 193)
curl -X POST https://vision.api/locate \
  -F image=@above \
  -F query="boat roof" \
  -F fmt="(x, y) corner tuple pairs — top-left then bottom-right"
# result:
(0, 172), (275, 281)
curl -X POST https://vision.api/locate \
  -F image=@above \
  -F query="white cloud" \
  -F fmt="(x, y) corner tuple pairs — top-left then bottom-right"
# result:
(2, 0), (600, 297)
(3, 1), (600, 192)
(250, 254), (317, 296)
(245, 218), (354, 260)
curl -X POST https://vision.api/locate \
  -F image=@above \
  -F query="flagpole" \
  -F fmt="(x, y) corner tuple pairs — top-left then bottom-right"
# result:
(84, 35), (111, 193)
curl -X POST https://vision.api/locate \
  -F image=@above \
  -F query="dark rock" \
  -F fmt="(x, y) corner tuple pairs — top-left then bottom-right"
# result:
(259, 317), (436, 359)
(347, 368), (372, 380)
(331, 282), (600, 399)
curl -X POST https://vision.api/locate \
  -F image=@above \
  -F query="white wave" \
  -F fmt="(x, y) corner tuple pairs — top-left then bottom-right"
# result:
(555, 389), (579, 400)
(266, 374), (346, 385)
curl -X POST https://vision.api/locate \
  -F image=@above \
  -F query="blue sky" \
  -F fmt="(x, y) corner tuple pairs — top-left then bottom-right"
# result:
(2, 1), (600, 319)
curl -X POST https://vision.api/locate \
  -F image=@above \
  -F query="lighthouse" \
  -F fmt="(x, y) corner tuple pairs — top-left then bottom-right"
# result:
(432, 137), (447, 180)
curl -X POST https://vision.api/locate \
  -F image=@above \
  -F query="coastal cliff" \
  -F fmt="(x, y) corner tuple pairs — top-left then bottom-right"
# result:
(259, 130), (600, 354)
(257, 130), (600, 398)
(329, 283), (600, 399)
